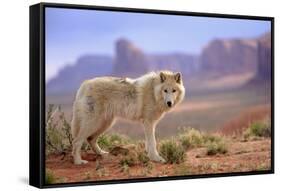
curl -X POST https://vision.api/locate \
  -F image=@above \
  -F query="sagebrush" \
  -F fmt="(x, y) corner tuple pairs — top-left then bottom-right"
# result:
(98, 133), (131, 151)
(46, 105), (73, 155)
(179, 128), (204, 149)
(206, 140), (228, 155)
(179, 128), (228, 152)
(244, 118), (271, 139)
(159, 139), (185, 164)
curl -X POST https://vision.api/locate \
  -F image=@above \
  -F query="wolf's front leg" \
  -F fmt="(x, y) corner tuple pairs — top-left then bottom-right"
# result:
(143, 122), (166, 163)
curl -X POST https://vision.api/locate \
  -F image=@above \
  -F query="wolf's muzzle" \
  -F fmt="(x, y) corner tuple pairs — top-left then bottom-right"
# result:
(167, 101), (172, 107)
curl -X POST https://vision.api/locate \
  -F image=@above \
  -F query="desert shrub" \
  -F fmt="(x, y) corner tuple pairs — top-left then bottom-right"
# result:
(243, 118), (271, 141)
(97, 134), (112, 150)
(206, 140), (228, 155)
(109, 134), (128, 144)
(45, 105), (73, 155)
(117, 144), (148, 172)
(179, 127), (229, 156)
(120, 163), (130, 174)
(137, 151), (150, 166)
(244, 119), (271, 138)
(45, 169), (56, 184)
(119, 156), (136, 167)
(179, 128), (204, 149)
(202, 134), (223, 144)
(59, 110), (73, 147)
(159, 139), (185, 164)
(98, 133), (131, 151)
(46, 124), (65, 154)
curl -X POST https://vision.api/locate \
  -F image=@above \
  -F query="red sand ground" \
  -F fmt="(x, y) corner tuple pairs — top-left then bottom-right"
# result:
(46, 138), (271, 184)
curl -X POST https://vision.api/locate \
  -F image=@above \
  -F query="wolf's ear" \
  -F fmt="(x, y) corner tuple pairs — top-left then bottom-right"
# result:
(160, 72), (166, 83)
(174, 72), (182, 83)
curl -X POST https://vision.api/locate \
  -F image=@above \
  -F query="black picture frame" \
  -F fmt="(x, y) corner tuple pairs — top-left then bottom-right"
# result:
(29, 2), (275, 189)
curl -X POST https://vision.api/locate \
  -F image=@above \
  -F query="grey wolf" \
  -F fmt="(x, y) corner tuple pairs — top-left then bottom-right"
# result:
(71, 71), (185, 164)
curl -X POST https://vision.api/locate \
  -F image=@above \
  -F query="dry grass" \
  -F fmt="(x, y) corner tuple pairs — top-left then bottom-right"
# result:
(243, 117), (271, 140)
(159, 139), (185, 164)
(119, 156), (136, 167)
(46, 105), (73, 155)
(137, 151), (150, 166)
(97, 133), (131, 151)
(179, 128), (204, 149)
(206, 141), (228, 155)
(178, 128), (229, 156)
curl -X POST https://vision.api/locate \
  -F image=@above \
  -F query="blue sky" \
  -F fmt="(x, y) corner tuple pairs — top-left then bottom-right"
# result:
(46, 7), (271, 81)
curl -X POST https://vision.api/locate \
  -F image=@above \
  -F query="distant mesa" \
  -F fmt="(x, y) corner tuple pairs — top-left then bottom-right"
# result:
(113, 38), (199, 77)
(200, 38), (258, 75)
(47, 55), (113, 95)
(113, 38), (149, 77)
(148, 53), (199, 76)
(257, 33), (271, 80)
(200, 32), (271, 81)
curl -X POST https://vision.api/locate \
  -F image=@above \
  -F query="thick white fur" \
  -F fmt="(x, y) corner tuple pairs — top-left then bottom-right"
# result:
(71, 71), (185, 164)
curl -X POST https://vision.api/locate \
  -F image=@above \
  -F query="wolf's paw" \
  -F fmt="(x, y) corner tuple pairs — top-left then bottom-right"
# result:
(74, 159), (89, 165)
(155, 156), (166, 163)
(149, 154), (166, 163)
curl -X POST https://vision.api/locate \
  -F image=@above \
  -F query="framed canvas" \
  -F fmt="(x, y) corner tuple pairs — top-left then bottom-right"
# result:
(29, 2), (274, 188)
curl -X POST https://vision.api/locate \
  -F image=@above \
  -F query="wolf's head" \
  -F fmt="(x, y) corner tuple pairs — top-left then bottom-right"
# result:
(154, 71), (185, 110)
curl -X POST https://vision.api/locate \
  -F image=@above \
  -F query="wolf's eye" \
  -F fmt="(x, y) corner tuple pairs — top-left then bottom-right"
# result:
(172, 89), (176, 93)
(164, 89), (168, 93)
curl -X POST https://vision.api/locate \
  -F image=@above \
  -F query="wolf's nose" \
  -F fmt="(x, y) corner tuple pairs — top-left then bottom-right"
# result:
(167, 101), (172, 107)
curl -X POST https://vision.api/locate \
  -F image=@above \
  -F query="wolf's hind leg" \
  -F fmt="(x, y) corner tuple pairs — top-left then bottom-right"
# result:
(72, 136), (88, 165)
(72, 115), (101, 164)
(71, 111), (89, 164)
(71, 114), (80, 139)
(87, 117), (114, 155)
